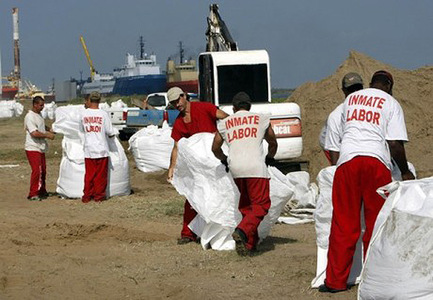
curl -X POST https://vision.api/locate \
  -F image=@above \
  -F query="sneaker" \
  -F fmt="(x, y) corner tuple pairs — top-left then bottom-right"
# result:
(318, 284), (348, 293)
(28, 196), (41, 201)
(232, 228), (251, 256)
(177, 237), (195, 245)
(40, 192), (56, 199)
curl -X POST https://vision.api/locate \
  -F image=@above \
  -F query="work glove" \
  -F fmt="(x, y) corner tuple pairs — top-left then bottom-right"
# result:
(221, 158), (229, 173)
(265, 156), (276, 167)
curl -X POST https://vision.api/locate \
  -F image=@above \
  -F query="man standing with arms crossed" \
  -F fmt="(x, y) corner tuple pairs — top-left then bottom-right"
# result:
(320, 71), (415, 293)
(167, 86), (228, 244)
(24, 96), (55, 201)
(212, 92), (278, 256)
(80, 91), (116, 203)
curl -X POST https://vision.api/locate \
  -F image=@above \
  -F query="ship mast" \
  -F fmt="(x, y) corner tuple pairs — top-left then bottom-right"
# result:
(139, 36), (145, 60)
(179, 41), (184, 64)
(12, 7), (21, 91)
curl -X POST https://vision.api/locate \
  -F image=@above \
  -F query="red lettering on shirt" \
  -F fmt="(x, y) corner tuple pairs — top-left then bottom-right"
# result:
(347, 108), (381, 125)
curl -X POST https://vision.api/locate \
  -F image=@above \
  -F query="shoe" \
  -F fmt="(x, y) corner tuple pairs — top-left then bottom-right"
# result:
(28, 196), (41, 201)
(232, 228), (251, 256)
(318, 284), (347, 293)
(40, 192), (56, 199)
(177, 237), (195, 245)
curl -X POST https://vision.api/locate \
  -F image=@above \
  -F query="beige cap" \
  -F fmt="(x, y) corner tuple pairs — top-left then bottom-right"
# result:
(167, 87), (184, 102)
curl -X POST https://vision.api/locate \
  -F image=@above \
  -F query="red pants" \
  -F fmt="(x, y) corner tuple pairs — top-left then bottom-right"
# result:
(181, 200), (198, 240)
(83, 157), (109, 202)
(234, 178), (271, 250)
(325, 156), (391, 290)
(323, 150), (332, 165)
(26, 150), (47, 198)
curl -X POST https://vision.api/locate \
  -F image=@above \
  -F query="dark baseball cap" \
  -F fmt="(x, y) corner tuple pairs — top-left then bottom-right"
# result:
(372, 70), (394, 86)
(342, 72), (363, 89)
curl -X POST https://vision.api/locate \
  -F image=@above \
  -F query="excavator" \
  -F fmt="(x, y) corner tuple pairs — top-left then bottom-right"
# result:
(199, 4), (304, 170)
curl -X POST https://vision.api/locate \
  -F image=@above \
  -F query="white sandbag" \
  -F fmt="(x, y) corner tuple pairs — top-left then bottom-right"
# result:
(53, 105), (130, 199)
(285, 171), (318, 209)
(110, 99), (127, 108)
(41, 102), (57, 119)
(98, 102), (110, 110)
(314, 166), (336, 249)
(258, 166), (294, 240)
(358, 177), (433, 300)
(172, 132), (241, 228)
(0, 100), (23, 118)
(172, 133), (294, 251)
(128, 125), (173, 172)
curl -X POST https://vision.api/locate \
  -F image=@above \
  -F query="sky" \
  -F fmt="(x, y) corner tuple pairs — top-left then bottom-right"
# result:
(0, 0), (433, 92)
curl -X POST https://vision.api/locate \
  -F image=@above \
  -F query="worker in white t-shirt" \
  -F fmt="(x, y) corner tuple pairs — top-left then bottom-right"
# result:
(320, 72), (364, 165)
(212, 92), (278, 256)
(320, 70), (415, 293)
(79, 91), (116, 203)
(24, 96), (56, 201)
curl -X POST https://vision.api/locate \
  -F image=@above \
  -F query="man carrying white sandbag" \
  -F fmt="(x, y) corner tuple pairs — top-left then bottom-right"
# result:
(79, 92), (116, 203)
(320, 70), (415, 293)
(166, 87), (228, 244)
(212, 92), (277, 256)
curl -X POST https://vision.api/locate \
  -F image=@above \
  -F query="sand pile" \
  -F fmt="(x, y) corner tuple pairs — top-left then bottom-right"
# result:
(288, 50), (433, 180)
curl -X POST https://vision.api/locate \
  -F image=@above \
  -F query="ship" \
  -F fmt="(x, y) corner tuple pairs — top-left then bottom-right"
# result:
(81, 72), (115, 96)
(166, 42), (198, 93)
(1, 85), (18, 99)
(111, 37), (166, 96)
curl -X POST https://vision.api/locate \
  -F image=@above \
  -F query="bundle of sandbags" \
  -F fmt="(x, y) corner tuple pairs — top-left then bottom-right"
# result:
(41, 101), (57, 119)
(358, 177), (433, 300)
(0, 100), (24, 118)
(52, 105), (130, 199)
(172, 132), (294, 251)
(128, 124), (173, 172)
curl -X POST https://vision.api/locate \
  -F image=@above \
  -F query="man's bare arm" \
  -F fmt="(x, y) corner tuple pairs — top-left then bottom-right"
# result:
(387, 140), (415, 180)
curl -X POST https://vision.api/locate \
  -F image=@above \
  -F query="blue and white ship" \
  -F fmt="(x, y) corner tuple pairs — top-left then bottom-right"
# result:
(112, 50), (166, 96)
(81, 37), (166, 96)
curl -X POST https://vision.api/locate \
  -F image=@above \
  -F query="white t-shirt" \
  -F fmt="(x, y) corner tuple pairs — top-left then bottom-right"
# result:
(217, 110), (270, 178)
(24, 110), (47, 153)
(334, 88), (408, 169)
(80, 108), (116, 158)
(323, 103), (344, 152)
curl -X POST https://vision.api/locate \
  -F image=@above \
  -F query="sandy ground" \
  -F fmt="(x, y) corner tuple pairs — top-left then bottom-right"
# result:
(0, 109), (357, 299)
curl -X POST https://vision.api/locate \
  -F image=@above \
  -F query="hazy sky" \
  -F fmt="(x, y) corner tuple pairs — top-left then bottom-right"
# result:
(1, 0), (432, 92)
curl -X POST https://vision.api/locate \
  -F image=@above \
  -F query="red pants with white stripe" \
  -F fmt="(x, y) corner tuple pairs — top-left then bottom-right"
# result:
(26, 150), (47, 198)
(83, 157), (109, 202)
(234, 178), (271, 250)
(181, 200), (198, 240)
(325, 156), (391, 290)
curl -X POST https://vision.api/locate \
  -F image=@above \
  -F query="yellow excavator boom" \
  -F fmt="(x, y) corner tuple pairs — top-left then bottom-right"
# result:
(80, 35), (96, 81)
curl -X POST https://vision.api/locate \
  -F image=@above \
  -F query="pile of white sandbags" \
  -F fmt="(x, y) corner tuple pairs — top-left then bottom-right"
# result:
(172, 133), (294, 250)
(0, 100), (23, 118)
(358, 177), (433, 300)
(52, 105), (130, 199)
(128, 124), (173, 172)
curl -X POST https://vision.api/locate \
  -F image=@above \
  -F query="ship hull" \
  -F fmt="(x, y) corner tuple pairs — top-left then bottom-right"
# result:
(167, 79), (198, 94)
(1, 87), (18, 99)
(113, 74), (166, 96)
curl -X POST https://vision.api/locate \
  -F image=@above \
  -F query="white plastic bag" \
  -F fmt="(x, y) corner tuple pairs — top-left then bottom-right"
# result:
(128, 126), (173, 172)
(358, 177), (433, 300)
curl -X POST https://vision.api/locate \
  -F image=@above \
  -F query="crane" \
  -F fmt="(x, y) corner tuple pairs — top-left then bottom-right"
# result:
(205, 4), (238, 52)
(80, 35), (96, 81)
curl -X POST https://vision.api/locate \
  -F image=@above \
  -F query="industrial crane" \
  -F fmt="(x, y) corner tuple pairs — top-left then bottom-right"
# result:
(205, 4), (238, 52)
(80, 35), (96, 81)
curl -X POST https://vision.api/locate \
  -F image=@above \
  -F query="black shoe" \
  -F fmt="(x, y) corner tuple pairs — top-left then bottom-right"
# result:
(318, 284), (347, 293)
(232, 228), (251, 256)
(177, 237), (195, 245)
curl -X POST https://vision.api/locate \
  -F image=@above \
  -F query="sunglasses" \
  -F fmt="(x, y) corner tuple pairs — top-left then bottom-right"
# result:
(169, 94), (184, 105)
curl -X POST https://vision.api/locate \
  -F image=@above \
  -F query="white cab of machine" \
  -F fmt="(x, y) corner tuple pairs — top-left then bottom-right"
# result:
(198, 50), (302, 160)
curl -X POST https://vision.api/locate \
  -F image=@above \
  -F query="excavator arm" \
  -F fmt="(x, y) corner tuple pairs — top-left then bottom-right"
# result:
(80, 35), (96, 81)
(205, 4), (238, 52)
